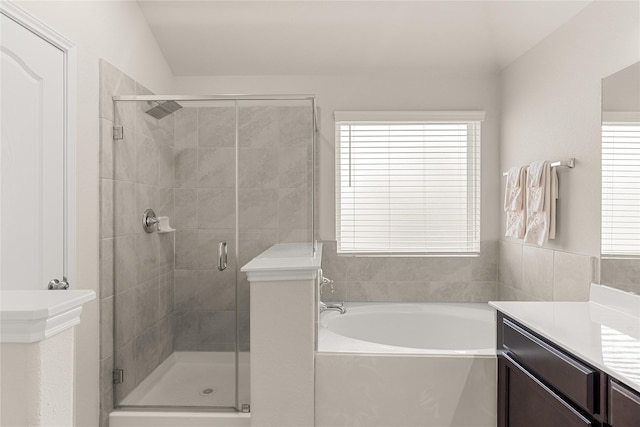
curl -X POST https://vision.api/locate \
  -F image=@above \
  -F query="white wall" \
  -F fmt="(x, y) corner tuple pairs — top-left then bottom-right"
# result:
(175, 72), (501, 242)
(13, 2), (174, 425)
(602, 61), (640, 113)
(500, 0), (640, 257)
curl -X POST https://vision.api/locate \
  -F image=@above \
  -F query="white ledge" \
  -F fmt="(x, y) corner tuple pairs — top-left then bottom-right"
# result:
(241, 243), (323, 282)
(1, 290), (96, 343)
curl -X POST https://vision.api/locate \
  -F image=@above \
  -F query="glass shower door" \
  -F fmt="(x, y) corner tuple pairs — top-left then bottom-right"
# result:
(110, 98), (240, 411)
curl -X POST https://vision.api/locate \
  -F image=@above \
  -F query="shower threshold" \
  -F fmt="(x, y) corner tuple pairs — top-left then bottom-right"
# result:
(120, 351), (250, 407)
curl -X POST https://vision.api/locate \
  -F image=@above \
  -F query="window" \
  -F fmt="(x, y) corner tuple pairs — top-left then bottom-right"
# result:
(602, 117), (640, 256)
(335, 111), (483, 255)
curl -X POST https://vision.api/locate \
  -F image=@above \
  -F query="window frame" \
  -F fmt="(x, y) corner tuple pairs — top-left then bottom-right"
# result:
(334, 111), (484, 257)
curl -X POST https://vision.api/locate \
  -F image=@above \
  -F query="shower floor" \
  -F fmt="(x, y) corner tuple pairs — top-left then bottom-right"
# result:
(121, 352), (250, 408)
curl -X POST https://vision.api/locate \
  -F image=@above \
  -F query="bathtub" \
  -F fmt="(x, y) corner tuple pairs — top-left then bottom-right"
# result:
(316, 303), (497, 427)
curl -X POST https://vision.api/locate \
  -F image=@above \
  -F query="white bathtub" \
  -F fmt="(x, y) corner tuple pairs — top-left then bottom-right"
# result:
(316, 303), (497, 427)
(319, 302), (495, 355)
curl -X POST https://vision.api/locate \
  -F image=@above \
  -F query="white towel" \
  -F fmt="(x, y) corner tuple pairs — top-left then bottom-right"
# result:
(504, 167), (523, 211)
(549, 167), (558, 239)
(524, 161), (558, 246)
(527, 160), (546, 187)
(504, 166), (527, 239)
(526, 160), (546, 212)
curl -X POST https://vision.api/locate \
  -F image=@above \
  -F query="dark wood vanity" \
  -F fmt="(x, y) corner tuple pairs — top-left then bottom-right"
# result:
(497, 312), (640, 427)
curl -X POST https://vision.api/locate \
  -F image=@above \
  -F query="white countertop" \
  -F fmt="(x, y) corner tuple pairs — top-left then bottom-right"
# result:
(1, 290), (96, 343)
(490, 285), (640, 393)
(241, 242), (323, 282)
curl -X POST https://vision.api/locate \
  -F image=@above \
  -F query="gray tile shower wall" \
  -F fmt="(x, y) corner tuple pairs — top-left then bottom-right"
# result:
(320, 240), (498, 303)
(172, 104), (313, 352)
(497, 240), (597, 301)
(99, 60), (175, 426)
(600, 258), (640, 294)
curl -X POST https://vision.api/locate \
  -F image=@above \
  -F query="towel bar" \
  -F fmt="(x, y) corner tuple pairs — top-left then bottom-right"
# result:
(502, 158), (575, 176)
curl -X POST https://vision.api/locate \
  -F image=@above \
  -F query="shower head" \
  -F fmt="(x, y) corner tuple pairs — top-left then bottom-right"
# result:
(145, 100), (182, 119)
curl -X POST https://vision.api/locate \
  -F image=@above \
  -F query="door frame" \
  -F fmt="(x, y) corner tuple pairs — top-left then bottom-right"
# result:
(1, 1), (77, 287)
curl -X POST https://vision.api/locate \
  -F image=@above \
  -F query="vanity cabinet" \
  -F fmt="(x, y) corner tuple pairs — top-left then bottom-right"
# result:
(497, 312), (607, 427)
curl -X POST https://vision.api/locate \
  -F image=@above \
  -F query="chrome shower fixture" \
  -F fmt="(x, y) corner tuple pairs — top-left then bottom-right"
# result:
(144, 100), (182, 119)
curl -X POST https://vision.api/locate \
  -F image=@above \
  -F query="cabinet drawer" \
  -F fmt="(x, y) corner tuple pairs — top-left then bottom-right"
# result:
(499, 355), (595, 427)
(609, 380), (640, 426)
(502, 318), (598, 414)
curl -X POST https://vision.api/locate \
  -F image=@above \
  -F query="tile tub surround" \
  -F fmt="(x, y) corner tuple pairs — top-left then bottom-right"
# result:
(601, 258), (640, 294)
(497, 240), (597, 302)
(320, 240), (498, 303)
(99, 60), (176, 425)
(172, 105), (313, 352)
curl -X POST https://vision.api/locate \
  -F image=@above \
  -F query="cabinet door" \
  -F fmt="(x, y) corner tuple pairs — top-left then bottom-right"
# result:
(609, 380), (640, 426)
(498, 355), (596, 427)
(0, 12), (65, 289)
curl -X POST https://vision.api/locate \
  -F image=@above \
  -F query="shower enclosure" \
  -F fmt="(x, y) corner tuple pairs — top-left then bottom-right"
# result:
(105, 94), (316, 415)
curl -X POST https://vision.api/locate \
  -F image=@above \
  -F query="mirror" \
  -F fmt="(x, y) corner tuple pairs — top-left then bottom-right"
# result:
(600, 62), (640, 294)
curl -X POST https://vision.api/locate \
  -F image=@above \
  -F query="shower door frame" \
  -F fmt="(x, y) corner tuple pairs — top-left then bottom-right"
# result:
(111, 94), (318, 413)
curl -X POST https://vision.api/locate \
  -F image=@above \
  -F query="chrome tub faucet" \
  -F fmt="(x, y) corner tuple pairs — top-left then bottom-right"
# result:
(320, 301), (347, 314)
(319, 269), (346, 314)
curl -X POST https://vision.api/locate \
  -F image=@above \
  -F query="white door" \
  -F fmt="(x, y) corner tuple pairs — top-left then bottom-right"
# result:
(1, 13), (65, 290)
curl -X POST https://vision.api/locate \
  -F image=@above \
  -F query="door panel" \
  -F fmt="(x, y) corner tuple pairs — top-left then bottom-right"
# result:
(1, 13), (65, 289)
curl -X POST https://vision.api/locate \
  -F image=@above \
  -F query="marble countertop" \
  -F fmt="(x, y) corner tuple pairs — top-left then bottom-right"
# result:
(490, 285), (640, 393)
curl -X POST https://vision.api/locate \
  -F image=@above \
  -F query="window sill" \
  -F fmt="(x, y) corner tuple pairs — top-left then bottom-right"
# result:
(336, 252), (481, 258)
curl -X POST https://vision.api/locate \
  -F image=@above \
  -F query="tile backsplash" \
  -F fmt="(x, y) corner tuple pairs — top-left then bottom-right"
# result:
(498, 240), (597, 301)
(601, 258), (640, 294)
(320, 240), (498, 303)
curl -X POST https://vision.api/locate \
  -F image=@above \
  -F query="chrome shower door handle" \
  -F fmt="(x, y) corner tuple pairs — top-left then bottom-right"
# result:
(217, 241), (228, 271)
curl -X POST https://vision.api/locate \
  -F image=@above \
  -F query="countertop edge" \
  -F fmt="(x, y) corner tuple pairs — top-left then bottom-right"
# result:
(489, 300), (640, 394)
(0, 290), (96, 343)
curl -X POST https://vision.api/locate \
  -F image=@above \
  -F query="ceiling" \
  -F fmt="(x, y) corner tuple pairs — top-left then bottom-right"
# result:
(137, 0), (593, 76)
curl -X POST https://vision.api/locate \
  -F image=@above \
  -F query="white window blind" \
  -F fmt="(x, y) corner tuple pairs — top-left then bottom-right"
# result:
(335, 111), (483, 255)
(602, 120), (640, 256)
